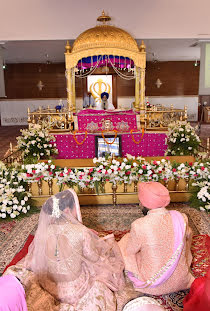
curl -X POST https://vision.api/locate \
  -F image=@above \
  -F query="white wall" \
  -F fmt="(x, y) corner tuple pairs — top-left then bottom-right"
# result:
(0, 50), (5, 97)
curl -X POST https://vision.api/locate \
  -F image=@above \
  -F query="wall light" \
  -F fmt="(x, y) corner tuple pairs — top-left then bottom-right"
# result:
(155, 78), (162, 88)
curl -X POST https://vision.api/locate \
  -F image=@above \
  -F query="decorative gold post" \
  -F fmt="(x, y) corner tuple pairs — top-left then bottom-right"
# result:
(48, 180), (53, 195)
(134, 181), (138, 192)
(37, 179), (43, 196)
(135, 67), (140, 110)
(139, 41), (146, 120)
(140, 68), (146, 110)
(72, 68), (76, 111)
(112, 183), (117, 206)
(65, 41), (75, 113)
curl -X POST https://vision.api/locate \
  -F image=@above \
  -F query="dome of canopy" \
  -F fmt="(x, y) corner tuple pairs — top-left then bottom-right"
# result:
(72, 24), (139, 53)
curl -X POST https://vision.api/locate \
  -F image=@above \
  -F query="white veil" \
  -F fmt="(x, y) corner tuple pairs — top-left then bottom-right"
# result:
(22, 189), (125, 304)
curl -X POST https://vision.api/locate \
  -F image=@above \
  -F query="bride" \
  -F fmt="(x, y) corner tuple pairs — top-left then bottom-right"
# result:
(5, 189), (125, 311)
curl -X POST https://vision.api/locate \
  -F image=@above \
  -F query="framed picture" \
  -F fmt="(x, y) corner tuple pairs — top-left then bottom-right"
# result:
(95, 135), (122, 158)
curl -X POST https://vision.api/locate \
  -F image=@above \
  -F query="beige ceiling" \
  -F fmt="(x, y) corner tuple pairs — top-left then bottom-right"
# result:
(0, 39), (201, 63)
(1, 0), (210, 40)
(0, 0), (208, 63)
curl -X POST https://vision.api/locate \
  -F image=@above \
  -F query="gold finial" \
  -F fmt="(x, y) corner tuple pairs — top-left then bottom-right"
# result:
(65, 40), (71, 53)
(139, 40), (146, 52)
(97, 10), (111, 24)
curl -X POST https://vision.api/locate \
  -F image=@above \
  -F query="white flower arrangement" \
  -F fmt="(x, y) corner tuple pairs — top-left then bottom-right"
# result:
(17, 124), (58, 163)
(165, 121), (201, 156)
(190, 161), (210, 213)
(0, 166), (32, 219)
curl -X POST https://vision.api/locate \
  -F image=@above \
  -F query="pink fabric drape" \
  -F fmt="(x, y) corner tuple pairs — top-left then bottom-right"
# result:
(127, 210), (186, 288)
(0, 275), (28, 311)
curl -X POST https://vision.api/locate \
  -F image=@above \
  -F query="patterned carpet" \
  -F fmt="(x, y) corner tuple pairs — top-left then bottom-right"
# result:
(0, 203), (209, 310)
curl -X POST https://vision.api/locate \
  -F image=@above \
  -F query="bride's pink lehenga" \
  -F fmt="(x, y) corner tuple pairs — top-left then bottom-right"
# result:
(4, 189), (125, 311)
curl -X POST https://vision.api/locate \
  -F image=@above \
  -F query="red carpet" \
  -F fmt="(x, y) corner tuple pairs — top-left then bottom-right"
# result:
(3, 234), (34, 273)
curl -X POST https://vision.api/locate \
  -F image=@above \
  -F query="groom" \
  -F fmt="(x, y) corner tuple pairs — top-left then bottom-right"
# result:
(118, 181), (194, 296)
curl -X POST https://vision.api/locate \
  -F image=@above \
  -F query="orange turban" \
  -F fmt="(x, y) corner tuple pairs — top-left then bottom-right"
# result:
(138, 182), (170, 209)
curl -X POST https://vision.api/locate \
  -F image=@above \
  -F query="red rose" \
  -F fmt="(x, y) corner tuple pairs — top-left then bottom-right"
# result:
(172, 168), (176, 172)
(201, 166), (205, 171)
(125, 171), (131, 175)
(142, 165), (147, 169)
(189, 162), (193, 166)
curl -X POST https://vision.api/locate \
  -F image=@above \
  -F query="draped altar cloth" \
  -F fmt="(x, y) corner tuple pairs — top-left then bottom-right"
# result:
(77, 109), (138, 132)
(53, 133), (167, 159)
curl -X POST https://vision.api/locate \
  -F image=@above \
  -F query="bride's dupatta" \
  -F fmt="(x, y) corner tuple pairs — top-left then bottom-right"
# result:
(20, 189), (125, 304)
(126, 210), (186, 289)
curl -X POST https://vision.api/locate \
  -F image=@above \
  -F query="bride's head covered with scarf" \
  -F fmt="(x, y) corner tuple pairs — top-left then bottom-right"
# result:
(23, 189), (124, 302)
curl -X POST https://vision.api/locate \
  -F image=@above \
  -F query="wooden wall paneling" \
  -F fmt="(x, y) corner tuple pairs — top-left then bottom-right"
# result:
(3, 61), (200, 99)
(145, 61), (199, 96)
(112, 75), (117, 108)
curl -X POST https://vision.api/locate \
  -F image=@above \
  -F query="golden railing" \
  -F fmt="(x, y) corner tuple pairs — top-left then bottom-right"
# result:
(2, 144), (23, 166)
(29, 177), (192, 206)
(143, 105), (187, 130)
(27, 107), (73, 132)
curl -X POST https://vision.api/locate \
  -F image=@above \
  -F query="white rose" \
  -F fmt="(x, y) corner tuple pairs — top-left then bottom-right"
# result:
(1, 213), (6, 218)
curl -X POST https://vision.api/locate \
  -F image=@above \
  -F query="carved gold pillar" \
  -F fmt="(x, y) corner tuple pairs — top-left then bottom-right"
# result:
(72, 68), (76, 111)
(135, 67), (140, 110)
(65, 41), (75, 113)
(66, 68), (73, 113)
(140, 68), (146, 110)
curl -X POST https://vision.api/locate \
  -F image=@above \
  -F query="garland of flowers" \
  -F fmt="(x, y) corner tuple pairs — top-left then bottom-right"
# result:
(1, 157), (209, 219)
(130, 128), (145, 144)
(101, 130), (118, 145)
(73, 131), (88, 145)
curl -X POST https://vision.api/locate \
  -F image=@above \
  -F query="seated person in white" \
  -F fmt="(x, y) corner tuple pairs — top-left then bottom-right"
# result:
(83, 92), (96, 108)
(95, 92), (115, 110)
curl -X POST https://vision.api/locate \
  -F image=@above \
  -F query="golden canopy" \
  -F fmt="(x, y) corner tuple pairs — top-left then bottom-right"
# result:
(72, 25), (139, 53)
(65, 11), (146, 113)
